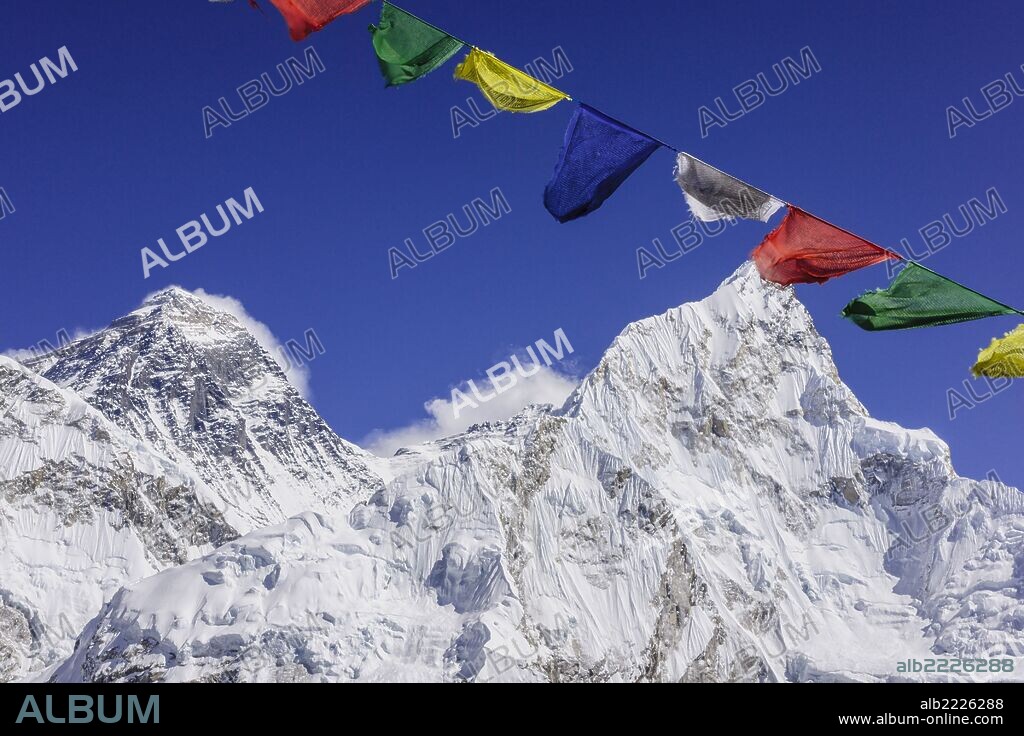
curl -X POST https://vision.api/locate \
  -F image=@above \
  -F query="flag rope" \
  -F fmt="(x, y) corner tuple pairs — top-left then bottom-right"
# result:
(259, 1), (1024, 335)
(386, 3), (909, 265)
(677, 152), (907, 261)
(383, 3), (471, 53)
(912, 262), (1024, 316)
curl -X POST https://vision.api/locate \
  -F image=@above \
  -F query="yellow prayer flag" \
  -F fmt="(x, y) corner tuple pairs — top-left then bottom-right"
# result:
(972, 324), (1024, 378)
(454, 48), (569, 113)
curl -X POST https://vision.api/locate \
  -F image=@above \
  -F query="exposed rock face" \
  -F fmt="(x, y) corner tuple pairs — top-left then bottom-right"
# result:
(26, 288), (384, 531)
(2, 288), (385, 681)
(0, 357), (236, 681)
(46, 265), (1024, 683)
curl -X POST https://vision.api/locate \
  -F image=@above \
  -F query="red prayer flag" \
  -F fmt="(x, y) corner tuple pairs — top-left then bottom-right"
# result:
(752, 207), (901, 286)
(268, 0), (371, 41)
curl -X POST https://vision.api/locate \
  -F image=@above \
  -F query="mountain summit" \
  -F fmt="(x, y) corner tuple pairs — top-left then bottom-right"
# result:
(37, 263), (1023, 683)
(2, 287), (386, 681)
(26, 287), (384, 532)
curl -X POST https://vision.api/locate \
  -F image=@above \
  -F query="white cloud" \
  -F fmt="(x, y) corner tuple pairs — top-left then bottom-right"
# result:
(363, 366), (578, 457)
(2, 327), (98, 364)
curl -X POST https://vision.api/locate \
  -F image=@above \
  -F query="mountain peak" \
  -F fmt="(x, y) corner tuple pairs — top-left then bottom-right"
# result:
(128, 286), (249, 338)
(702, 259), (803, 321)
(28, 287), (384, 534)
(143, 284), (195, 302)
(13, 262), (1022, 685)
(136, 285), (210, 313)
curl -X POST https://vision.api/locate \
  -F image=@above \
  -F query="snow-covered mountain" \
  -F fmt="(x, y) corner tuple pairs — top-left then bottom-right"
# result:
(0, 355), (236, 681)
(32, 264), (1022, 683)
(1, 288), (385, 682)
(26, 287), (385, 531)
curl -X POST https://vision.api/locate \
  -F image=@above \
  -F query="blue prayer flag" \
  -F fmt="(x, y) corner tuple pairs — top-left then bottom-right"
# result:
(543, 104), (662, 223)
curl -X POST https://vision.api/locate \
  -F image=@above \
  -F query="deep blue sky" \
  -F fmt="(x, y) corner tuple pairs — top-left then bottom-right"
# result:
(1, 1), (1022, 484)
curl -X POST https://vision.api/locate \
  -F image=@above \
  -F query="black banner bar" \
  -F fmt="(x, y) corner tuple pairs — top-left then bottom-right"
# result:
(0, 682), (1019, 731)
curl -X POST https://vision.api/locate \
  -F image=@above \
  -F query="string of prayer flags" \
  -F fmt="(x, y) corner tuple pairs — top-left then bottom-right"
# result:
(369, 2), (463, 87)
(544, 105), (662, 223)
(454, 48), (570, 113)
(269, 0), (371, 41)
(674, 153), (784, 223)
(220, 0), (1024, 380)
(842, 263), (1020, 331)
(752, 207), (901, 286)
(973, 325), (1024, 378)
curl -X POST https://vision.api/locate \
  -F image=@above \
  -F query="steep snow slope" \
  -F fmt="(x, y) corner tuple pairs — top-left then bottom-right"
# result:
(27, 288), (385, 531)
(2, 288), (388, 682)
(0, 356), (236, 681)
(52, 263), (1024, 683)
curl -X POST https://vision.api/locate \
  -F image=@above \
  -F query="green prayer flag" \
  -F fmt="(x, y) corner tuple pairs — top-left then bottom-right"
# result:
(370, 2), (463, 87)
(842, 262), (1019, 331)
